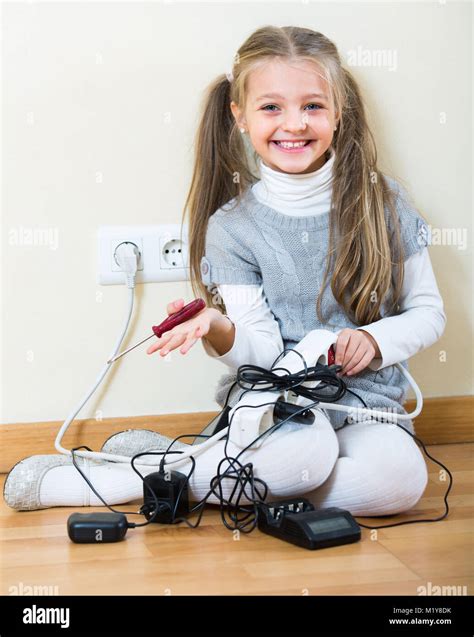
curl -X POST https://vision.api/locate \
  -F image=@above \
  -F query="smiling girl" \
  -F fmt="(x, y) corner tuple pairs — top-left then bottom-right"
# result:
(5, 26), (446, 516)
(145, 25), (446, 514)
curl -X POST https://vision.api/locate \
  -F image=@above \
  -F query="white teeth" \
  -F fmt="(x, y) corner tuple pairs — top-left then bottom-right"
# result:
(274, 140), (308, 148)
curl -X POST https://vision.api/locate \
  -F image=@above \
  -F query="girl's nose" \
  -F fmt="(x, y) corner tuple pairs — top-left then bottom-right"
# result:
(282, 114), (308, 132)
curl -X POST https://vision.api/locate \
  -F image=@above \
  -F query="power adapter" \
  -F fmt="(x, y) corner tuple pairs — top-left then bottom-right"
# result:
(142, 470), (190, 524)
(67, 512), (129, 543)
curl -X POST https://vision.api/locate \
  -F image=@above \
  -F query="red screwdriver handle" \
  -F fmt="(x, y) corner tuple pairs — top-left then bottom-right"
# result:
(328, 344), (336, 366)
(152, 298), (206, 338)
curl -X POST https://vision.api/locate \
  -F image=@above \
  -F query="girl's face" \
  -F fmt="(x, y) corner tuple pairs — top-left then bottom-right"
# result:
(231, 59), (338, 175)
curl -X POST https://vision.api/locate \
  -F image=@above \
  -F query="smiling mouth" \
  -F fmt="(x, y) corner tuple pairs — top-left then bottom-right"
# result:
(270, 140), (315, 152)
(272, 140), (313, 146)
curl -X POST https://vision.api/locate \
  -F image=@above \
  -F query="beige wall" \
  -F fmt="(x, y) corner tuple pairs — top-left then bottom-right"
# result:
(2, 2), (472, 425)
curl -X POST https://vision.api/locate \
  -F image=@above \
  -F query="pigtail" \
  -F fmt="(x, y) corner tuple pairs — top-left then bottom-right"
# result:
(182, 74), (256, 311)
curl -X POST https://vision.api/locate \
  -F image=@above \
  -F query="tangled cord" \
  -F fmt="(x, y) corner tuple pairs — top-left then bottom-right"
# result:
(70, 347), (360, 532)
(235, 346), (367, 407)
(72, 347), (451, 533)
(147, 348), (368, 533)
(152, 347), (452, 531)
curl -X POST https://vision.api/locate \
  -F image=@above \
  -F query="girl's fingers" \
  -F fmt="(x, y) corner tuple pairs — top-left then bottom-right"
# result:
(166, 298), (184, 315)
(180, 327), (202, 355)
(341, 340), (365, 374)
(147, 325), (204, 356)
(146, 333), (173, 355)
(159, 333), (187, 356)
(345, 351), (375, 376)
(180, 338), (198, 355)
(335, 330), (351, 367)
(147, 340), (162, 355)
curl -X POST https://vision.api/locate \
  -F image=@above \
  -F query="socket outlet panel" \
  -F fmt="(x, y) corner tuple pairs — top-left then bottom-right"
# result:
(98, 224), (189, 285)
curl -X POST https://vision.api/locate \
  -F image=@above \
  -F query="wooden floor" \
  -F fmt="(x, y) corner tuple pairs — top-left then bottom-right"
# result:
(1, 443), (472, 596)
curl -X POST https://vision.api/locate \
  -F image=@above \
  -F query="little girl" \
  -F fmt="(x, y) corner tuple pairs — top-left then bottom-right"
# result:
(5, 26), (446, 517)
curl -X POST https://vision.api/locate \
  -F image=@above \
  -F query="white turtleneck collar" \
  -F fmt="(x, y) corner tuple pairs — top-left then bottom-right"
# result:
(252, 146), (335, 217)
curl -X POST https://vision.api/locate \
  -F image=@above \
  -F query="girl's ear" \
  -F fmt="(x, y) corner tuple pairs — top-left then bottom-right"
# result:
(230, 100), (246, 129)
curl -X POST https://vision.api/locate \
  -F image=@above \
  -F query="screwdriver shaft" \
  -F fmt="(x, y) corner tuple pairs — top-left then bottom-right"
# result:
(107, 334), (154, 364)
(106, 298), (206, 364)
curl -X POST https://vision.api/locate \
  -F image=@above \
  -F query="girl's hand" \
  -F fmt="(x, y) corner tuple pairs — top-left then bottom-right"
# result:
(146, 298), (217, 357)
(334, 328), (381, 376)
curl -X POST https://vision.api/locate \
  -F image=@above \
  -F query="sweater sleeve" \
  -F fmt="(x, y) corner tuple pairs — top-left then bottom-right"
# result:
(355, 246), (447, 371)
(201, 283), (284, 370)
(200, 213), (262, 286)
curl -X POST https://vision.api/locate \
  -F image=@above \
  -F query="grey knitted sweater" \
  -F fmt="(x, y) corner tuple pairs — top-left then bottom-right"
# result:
(200, 177), (432, 433)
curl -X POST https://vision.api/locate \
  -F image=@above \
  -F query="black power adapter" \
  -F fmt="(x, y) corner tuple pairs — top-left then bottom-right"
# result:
(67, 469), (190, 543)
(141, 469), (190, 524)
(68, 512), (129, 543)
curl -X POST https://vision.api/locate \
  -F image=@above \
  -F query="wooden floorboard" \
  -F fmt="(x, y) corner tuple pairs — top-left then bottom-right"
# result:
(1, 443), (472, 596)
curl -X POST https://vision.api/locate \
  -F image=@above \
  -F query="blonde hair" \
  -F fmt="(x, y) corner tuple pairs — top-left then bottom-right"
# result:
(182, 25), (419, 326)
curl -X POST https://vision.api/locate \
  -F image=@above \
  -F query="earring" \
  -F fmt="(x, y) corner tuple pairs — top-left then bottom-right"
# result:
(239, 127), (246, 133)
(334, 126), (338, 131)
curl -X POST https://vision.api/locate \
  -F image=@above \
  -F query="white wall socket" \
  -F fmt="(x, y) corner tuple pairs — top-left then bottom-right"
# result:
(98, 224), (189, 285)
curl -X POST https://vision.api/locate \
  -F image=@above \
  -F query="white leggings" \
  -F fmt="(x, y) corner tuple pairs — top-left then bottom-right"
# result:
(41, 409), (428, 517)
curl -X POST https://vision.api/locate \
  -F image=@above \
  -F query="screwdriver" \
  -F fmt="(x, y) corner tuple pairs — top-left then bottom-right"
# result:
(107, 298), (206, 364)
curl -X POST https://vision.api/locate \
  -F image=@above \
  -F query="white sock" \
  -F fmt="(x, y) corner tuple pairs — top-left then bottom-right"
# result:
(305, 420), (428, 516)
(40, 459), (160, 507)
(39, 409), (339, 508)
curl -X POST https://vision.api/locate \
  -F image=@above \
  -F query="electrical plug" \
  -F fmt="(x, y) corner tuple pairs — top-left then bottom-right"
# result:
(114, 241), (140, 288)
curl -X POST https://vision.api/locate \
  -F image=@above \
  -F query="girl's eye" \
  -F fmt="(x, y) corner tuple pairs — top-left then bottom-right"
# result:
(261, 103), (323, 112)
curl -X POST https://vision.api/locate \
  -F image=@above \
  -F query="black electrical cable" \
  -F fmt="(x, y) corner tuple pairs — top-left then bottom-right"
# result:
(161, 396), (330, 533)
(71, 346), (452, 535)
(182, 346), (369, 533)
(130, 449), (196, 526)
(139, 415), (275, 531)
(159, 347), (452, 532)
(234, 346), (369, 409)
(86, 347), (369, 532)
(131, 397), (322, 532)
(70, 446), (163, 527)
(230, 348), (453, 528)
(336, 419), (453, 529)
(130, 435), (211, 529)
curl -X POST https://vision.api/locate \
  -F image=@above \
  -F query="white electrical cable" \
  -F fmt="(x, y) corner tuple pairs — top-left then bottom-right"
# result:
(55, 243), (424, 470)
(319, 362), (423, 422)
(54, 242), (232, 469)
